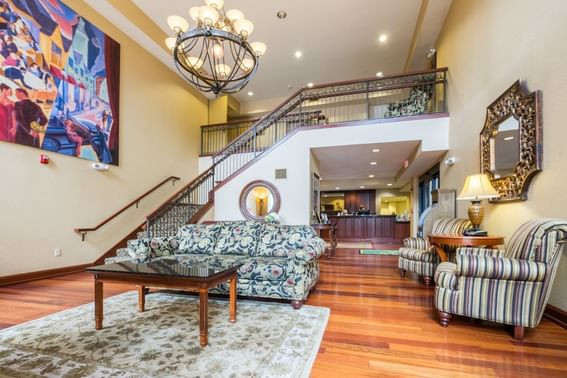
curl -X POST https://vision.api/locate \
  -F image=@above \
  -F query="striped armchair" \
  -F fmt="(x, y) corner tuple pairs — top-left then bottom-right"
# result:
(434, 219), (567, 340)
(398, 218), (471, 286)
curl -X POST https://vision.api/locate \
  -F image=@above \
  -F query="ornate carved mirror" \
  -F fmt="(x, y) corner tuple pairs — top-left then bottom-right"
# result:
(239, 180), (281, 220)
(480, 80), (542, 202)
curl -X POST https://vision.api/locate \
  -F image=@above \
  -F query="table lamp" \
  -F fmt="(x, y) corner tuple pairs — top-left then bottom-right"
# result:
(457, 174), (500, 231)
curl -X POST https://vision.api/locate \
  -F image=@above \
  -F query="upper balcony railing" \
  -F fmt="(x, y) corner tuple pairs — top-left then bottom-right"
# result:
(201, 68), (447, 157)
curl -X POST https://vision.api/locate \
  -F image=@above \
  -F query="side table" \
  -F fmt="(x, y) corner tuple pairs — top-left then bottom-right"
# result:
(428, 234), (505, 262)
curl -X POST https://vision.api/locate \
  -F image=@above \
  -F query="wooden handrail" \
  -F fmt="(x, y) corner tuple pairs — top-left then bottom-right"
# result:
(75, 176), (180, 241)
(200, 117), (260, 129)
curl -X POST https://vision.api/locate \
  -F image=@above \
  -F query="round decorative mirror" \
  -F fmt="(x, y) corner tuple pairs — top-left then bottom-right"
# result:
(239, 180), (281, 220)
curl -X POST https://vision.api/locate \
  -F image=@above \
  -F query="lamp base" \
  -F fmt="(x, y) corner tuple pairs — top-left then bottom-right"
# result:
(468, 201), (484, 230)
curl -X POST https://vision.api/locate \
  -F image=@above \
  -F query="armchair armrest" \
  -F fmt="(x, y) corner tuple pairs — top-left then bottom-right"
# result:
(457, 255), (547, 282)
(458, 247), (505, 258)
(293, 237), (326, 263)
(403, 237), (430, 250)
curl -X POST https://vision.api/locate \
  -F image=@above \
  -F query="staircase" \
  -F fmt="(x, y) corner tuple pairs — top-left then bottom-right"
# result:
(143, 68), (448, 239)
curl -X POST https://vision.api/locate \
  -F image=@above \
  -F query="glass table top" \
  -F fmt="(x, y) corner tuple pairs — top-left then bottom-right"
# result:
(87, 257), (242, 279)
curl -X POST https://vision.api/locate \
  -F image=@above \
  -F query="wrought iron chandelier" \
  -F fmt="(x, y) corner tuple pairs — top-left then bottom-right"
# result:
(166, 0), (267, 95)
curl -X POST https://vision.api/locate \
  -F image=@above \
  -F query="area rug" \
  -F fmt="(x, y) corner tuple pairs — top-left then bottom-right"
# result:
(359, 249), (400, 255)
(0, 291), (329, 377)
(328, 242), (372, 249)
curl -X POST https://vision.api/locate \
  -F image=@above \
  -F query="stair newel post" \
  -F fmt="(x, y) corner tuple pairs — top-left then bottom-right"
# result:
(253, 124), (257, 157)
(366, 81), (370, 120)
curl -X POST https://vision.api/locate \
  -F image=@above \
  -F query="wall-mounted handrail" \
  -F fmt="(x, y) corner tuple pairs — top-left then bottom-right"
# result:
(74, 176), (180, 241)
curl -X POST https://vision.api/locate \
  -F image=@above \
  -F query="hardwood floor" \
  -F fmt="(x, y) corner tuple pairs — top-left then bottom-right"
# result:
(1, 245), (567, 377)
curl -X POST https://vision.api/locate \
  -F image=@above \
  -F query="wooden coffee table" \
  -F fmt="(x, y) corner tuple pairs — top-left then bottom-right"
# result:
(428, 234), (505, 262)
(86, 257), (241, 347)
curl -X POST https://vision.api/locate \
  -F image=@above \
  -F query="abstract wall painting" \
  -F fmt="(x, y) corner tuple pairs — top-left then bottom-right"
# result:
(0, 0), (120, 165)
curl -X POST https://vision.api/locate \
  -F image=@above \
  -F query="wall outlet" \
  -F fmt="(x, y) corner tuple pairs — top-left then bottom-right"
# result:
(54, 248), (62, 257)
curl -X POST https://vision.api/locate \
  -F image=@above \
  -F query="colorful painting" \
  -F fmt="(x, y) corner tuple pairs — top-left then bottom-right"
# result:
(0, 0), (120, 164)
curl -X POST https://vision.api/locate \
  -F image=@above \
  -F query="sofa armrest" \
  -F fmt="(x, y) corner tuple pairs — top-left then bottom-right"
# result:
(457, 255), (547, 282)
(403, 237), (430, 250)
(458, 247), (505, 257)
(293, 237), (326, 263)
(148, 236), (181, 257)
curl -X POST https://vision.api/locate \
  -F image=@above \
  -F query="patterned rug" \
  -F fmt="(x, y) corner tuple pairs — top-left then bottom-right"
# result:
(328, 242), (373, 249)
(0, 291), (329, 377)
(359, 249), (400, 255)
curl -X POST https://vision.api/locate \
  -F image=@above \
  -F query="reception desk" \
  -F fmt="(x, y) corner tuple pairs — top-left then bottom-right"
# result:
(327, 215), (410, 241)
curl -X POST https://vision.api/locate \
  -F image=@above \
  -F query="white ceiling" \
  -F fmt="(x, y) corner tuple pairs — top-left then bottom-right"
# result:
(131, 0), (453, 105)
(313, 141), (447, 191)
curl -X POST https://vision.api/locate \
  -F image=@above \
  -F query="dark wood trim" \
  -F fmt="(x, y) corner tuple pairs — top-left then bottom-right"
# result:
(75, 176), (180, 239)
(213, 112), (449, 193)
(544, 304), (567, 329)
(0, 263), (92, 286)
(238, 180), (281, 220)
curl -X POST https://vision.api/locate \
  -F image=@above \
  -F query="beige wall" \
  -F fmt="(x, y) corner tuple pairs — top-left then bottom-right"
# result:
(0, 0), (208, 276)
(437, 0), (567, 310)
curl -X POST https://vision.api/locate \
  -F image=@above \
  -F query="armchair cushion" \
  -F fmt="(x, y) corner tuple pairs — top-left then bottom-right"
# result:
(399, 247), (436, 263)
(458, 247), (505, 258)
(457, 255), (547, 282)
(403, 237), (430, 250)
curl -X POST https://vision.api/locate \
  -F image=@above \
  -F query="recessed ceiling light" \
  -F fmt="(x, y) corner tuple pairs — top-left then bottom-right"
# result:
(369, 174), (375, 178)
(360, 186), (365, 189)
(387, 183), (393, 186)
(335, 187), (340, 190)
(378, 34), (388, 43)
(504, 136), (515, 141)
(376, 72), (383, 77)
(372, 148), (380, 152)
(247, 91), (254, 96)
(370, 161), (377, 165)
(277, 11), (287, 19)
(294, 50), (302, 59)
(307, 82), (314, 88)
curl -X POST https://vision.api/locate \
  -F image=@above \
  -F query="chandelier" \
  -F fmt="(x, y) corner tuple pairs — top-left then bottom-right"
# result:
(165, 0), (267, 95)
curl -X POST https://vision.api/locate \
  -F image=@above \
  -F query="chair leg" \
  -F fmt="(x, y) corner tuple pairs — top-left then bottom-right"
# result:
(438, 311), (452, 327)
(399, 269), (407, 278)
(513, 326), (525, 340)
(423, 276), (433, 287)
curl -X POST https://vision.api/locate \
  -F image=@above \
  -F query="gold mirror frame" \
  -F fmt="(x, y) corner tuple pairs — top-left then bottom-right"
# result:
(480, 80), (542, 202)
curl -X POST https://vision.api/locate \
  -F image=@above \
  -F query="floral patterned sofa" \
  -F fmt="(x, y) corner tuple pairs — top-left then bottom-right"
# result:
(105, 221), (326, 308)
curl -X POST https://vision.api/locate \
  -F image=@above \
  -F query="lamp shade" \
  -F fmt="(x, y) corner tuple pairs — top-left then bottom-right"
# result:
(250, 41), (267, 56)
(167, 15), (189, 33)
(226, 9), (244, 22)
(457, 174), (500, 201)
(165, 37), (176, 51)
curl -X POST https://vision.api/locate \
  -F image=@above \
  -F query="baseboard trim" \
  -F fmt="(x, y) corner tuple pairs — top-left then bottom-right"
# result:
(544, 304), (567, 329)
(0, 263), (92, 286)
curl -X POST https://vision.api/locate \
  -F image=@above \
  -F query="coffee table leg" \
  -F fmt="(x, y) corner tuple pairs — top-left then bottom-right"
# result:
(138, 285), (145, 312)
(229, 274), (237, 323)
(199, 288), (208, 347)
(95, 278), (103, 330)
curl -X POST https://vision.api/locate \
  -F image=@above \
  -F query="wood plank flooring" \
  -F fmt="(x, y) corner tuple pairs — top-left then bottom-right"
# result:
(1, 245), (566, 377)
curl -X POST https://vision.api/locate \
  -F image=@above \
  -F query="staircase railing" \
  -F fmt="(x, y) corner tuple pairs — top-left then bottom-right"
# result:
(200, 118), (259, 156)
(212, 67), (447, 181)
(145, 68), (448, 237)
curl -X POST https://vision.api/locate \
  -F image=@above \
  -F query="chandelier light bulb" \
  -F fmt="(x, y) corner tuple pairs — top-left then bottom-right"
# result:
(226, 9), (244, 22)
(189, 7), (201, 21)
(167, 15), (189, 33)
(250, 41), (267, 56)
(165, 37), (176, 51)
(186, 56), (204, 70)
(240, 58), (254, 71)
(212, 42), (224, 58)
(205, 0), (224, 10)
(199, 6), (219, 26)
(233, 19), (254, 38)
(215, 64), (231, 77)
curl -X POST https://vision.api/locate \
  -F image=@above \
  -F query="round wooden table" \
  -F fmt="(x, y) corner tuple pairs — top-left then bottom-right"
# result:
(428, 234), (505, 262)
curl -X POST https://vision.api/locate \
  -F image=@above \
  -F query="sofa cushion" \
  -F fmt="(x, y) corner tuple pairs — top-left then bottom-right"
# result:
(149, 236), (180, 257)
(168, 254), (245, 271)
(127, 239), (151, 260)
(213, 221), (262, 256)
(177, 223), (220, 255)
(239, 257), (290, 281)
(256, 224), (317, 257)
